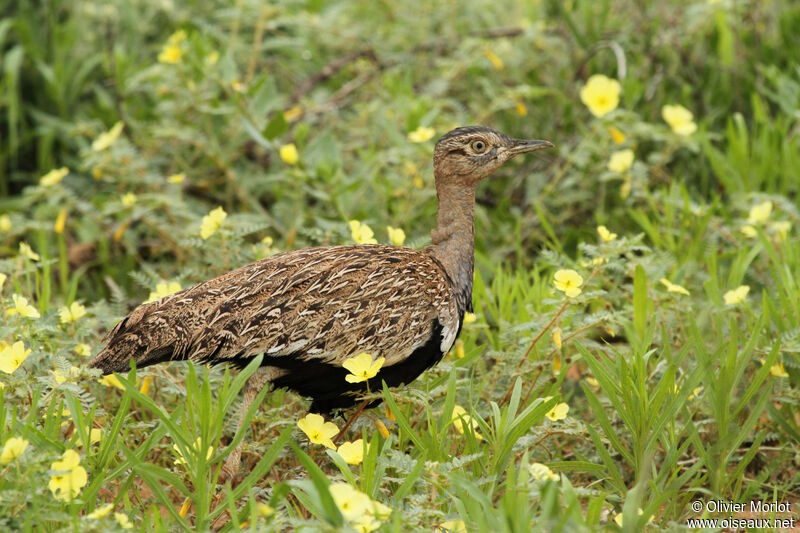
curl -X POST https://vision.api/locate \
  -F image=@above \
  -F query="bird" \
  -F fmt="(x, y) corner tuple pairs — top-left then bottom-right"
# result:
(89, 125), (552, 479)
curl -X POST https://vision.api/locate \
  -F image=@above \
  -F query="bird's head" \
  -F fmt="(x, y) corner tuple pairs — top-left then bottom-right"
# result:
(433, 125), (553, 184)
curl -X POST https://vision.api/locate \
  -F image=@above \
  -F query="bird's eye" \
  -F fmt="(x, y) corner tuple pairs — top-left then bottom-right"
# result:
(471, 140), (487, 153)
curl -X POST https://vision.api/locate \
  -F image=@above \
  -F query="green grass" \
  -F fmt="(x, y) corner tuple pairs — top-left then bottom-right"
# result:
(1, 0), (800, 531)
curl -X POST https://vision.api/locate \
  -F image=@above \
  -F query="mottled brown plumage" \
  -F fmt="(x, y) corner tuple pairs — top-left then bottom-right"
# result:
(89, 125), (551, 476)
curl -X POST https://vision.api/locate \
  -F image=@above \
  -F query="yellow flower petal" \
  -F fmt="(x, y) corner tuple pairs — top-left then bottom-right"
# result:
(40, 167), (69, 187)
(200, 206), (227, 240)
(297, 413), (339, 449)
(659, 278), (690, 296)
(545, 402), (569, 421)
(747, 201), (772, 225)
(580, 75), (621, 118)
(91, 122), (124, 151)
(0, 436), (28, 464)
(407, 127), (435, 143)
(723, 285), (749, 305)
(662, 104), (697, 135)
(342, 353), (384, 383)
(349, 220), (377, 245)
(596, 225), (617, 242)
(386, 226), (406, 246)
(337, 439), (365, 465)
(280, 144), (299, 165)
(529, 462), (560, 481)
(553, 269), (583, 298)
(88, 503), (114, 519)
(0, 341), (31, 374)
(607, 149), (634, 173)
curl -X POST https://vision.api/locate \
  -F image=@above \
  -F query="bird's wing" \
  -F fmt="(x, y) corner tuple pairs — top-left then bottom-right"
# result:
(91, 245), (459, 374)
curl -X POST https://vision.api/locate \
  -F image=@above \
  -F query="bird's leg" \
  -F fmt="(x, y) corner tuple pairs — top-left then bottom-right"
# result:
(333, 399), (370, 444)
(219, 366), (272, 483)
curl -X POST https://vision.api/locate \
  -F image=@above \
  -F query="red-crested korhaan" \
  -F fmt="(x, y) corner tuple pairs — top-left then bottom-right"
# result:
(90, 126), (552, 477)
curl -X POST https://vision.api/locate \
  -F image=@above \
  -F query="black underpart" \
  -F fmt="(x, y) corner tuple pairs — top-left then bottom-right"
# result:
(238, 320), (451, 415)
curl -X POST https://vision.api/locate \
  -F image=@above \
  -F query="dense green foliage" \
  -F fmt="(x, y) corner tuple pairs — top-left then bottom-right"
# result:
(1, 0), (800, 530)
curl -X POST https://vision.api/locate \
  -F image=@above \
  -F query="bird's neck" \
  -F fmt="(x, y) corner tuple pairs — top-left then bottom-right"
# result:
(428, 179), (476, 314)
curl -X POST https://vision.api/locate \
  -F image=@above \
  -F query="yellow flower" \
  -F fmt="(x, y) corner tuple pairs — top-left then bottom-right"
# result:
(439, 520), (467, 533)
(662, 104), (697, 135)
(172, 437), (214, 466)
(87, 503), (114, 519)
(121, 192), (137, 207)
(552, 327), (562, 350)
(99, 374), (126, 390)
(374, 419), (390, 439)
(115, 513), (133, 529)
(40, 167), (69, 187)
(586, 377), (600, 389)
(544, 399), (569, 421)
(158, 44), (183, 64)
(349, 220), (378, 245)
(386, 226), (406, 246)
(284, 105), (303, 122)
(614, 508), (651, 527)
(146, 281), (182, 303)
(553, 269), (583, 298)
(515, 101), (528, 117)
(607, 149), (634, 173)
(0, 214), (10, 232)
(48, 449), (88, 501)
(54, 209), (68, 234)
(770, 363), (789, 378)
(620, 176), (631, 199)
(0, 436), (29, 464)
(8, 294), (40, 319)
(529, 462), (560, 481)
(59, 301), (87, 324)
(179, 498), (191, 517)
(200, 206), (227, 240)
(659, 278), (690, 296)
(167, 173), (185, 184)
(483, 50), (504, 70)
(329, 482), (391, 530)
(342, 352), (385, 383)
(139, 375), (153, 395)
(167, 29), (187, 44)
(463, 312), (477, 324)
(231, 80), (247, 92)
(449, 338), (465, 359)
(337, 439), (365, 465)
(91, 121), (124, 151)
(607, 126), (626, 144)
(747, 200), (772, 225)
(19, 242), (40, 261)
(297, 413), (339, 449)
(723, 285), (749, 305)
(54, 365), (79, 385)
(0, 272), (6, 289)
(740, 225), (757, 238)
(597, 225), (617, 243)
(80, 427), (103, 446)
(280, 143), (299, 165)
(407, 126), (435, 143)
(451, 405), (483, 440)
(580, 75), (621, 118)
(770, 221), (791, 242)
(687, 386), (703, 401)
(74, 343), (91, 357)
(257, 502), (274, 517)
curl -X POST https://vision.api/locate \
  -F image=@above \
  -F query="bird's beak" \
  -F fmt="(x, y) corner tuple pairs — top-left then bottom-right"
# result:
(507, 138), (554, 156)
